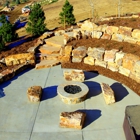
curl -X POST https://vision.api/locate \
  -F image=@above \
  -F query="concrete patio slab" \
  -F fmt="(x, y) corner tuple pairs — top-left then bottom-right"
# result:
(0, 65), (140, 140)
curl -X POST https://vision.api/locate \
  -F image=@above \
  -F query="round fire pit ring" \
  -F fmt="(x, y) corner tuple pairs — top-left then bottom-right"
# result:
(57, 81), (89, 104)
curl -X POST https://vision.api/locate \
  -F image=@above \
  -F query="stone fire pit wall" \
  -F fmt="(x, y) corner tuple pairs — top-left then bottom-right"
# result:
(57, 81), (89, 104)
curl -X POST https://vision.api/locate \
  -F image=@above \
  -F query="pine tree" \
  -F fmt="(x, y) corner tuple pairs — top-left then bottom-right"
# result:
(59, 0), (75, 28)
(26, 3), (46, 36)
(16, 0), (20, 5)
(0, 14), (18, 43)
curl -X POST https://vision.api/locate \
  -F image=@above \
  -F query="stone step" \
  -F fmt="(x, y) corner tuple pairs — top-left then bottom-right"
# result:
(35, 53), (60, 61)
(39, 44), (61, 55)
(45, 36), (64, 48)
(35, 59), (60, 69)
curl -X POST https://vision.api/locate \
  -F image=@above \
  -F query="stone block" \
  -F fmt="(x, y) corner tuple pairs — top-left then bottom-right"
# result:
(35, 60), (60, 69)
(72, 46), (87, 57)
(42, 31), (54, 39)
(129, 72), (140, 83)
(115, 51), (125, 66)
(111, 34), (125, 42)
(94, 24), (107, 32)
(131, 61), (140, 75)
(64, 70), (85, 82)
(101, 33), (112, 40)
(81, 20), (98, 31)
(27, 46), (38, 53)
(45, 36), (65, 48)
(91, 31), (102, 39)
(59, 111), (86, 129)
(106, 26), (119, 35)
(84, 56), (95, 65)
(95, 59), (107, 68)
(104, 49), (119, 62)
(122, 54), (140, 71)
(119, 66), (130, 77)
(5, 53), (35, 66)
(54, 30), (65, 36)
(72, 56), (83, 63)
(107, 62), (119, 72)
(124, 36), (137, 44)
(39, 44), (61, 55)
(59, 56), (70, 63)
(100, 83), (115, 105)
(60, 45), (72, 57)
(132, 29), (140, 39)
(87, 47), (105, 61)
(27, 86), (42, 102)
(0, 69), (15, 81)
(118, 26), (132, 36)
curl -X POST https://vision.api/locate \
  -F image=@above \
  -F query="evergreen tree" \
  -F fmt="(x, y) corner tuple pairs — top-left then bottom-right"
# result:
(16, 0), (20, 5)
(26, 3), (46, 36)
(0, 14), (18, 43)
(59, 0), (75, 27)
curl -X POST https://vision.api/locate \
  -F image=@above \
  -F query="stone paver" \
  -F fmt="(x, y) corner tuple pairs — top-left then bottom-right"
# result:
(0, 65), (140, 140)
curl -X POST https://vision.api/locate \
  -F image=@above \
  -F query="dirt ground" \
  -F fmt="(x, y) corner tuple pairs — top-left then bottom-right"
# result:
(1, 17), (140, 96)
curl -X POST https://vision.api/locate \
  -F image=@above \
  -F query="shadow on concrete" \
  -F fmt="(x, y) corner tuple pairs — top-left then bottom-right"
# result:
(77, 109), (101, 128)
(0, 89), (5, 98)
(111, 82), (129, 102)
(84, 71), (98, 80)
(41, 85), (57, 101)
(0, 68), (32, 89)
(83, 81), (101, 99)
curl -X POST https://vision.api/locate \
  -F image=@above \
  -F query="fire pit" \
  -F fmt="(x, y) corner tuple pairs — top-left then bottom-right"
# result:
(57, 81), (89, 104)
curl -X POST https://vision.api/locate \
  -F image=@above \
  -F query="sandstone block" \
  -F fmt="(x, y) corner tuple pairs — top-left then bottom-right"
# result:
(27, 86), (42, 102)
(107, 62), (119, 72)
(35, 60), (60, 69)
(131, 61), (140, 75)
(27, 46), (38, 53)
(91, 31), (102, 39)
(81, 20), (98, 31)
(54, 30), (65, 36)
(42, 31), (54, 39)
(118, 26), (132, 36)
(101, 33), (112, 40)
(39, 44), (61, 55)
(5, 53), (35, 66)
(104, 49), (119, 62)
(64, 70), (85, 82)
(129, 72), (140, 83)
(59, 56), (70, 63)
(94, 24), (107, 32)
(95, 59), (107, 68)
(72, 46), (87, 57)
(106, 26), (119, 35)
(115, 51), (125, 66)
(100, 83), (115, 105)
(122, 54), (140, 71)
(84, 56), (94, 65)
(59, 111), (86, 129)
(111, 34), (125, 42)
(0, 69), (15, 81)
(119, 66), (130, 77)
(124, 36), (137, 44)
(132, 29), (140, 39)
(72, 56), (83, 63)
(87, 47), (105, 61)
(45, 36), (65, 48)
(60, 46), (72, 57)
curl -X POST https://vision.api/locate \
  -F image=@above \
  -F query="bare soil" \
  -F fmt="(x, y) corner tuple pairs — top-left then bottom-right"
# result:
(1, 16), (140, 96)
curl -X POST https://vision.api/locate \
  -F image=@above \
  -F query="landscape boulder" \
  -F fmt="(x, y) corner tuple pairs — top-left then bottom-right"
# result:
(106, 26), (119, 35)
(63, 70), (85, 82)
(84, 56), (95, 65)
(5, 53), (35, 66)
(27, 86), (42, 102)
(111, 33), (125, 42)
(100, 83), (115, 105)
(118, 26), (132, 36)
(132, 29), (140, 39)
(59, 111), (86, 129)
